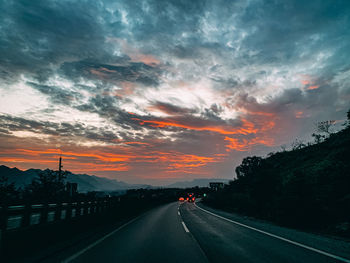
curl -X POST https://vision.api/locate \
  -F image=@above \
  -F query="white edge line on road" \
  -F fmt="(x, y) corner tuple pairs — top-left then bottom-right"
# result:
(61, 215), (142, 263)
(182, 221), (190, 233)
(194, 203), (350, 263)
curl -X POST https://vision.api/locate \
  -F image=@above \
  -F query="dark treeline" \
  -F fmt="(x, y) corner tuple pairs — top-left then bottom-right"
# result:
(1, 169), (87, 205)
(204, 110), (350, 237)
(0, 169), (167, 205)
(0, 167), (205, 206)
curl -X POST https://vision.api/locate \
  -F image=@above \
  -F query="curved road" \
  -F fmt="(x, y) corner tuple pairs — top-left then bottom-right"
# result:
(65, 201), (350, 263)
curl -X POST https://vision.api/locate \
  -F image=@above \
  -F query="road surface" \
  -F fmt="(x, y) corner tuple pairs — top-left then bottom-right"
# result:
(64, 201), (350, 263)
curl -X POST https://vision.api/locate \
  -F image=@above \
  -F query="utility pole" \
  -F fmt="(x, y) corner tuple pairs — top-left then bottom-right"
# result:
(58, 156), (63, 181)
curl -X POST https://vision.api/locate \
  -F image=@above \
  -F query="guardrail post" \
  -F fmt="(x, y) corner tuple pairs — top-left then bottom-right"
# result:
(91, 201), (94, 214)
(0, 205), (8, 232)
(98, 200), (102, 213)
(0, 205), (8, 255)
(0, 228), (2, 258)
(86, 202), (91, 215)
(54, 203), (62, 221)
(40, 203), (49, 224)
(83, 202), (88, 216)
(76, 202), (81, 217)
(21, 203), (31, 227)
(94, 201), (97, 214)
(66, 203), (72, 220)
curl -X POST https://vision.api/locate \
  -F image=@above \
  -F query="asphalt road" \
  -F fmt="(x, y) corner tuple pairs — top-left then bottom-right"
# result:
(65, 201), (350, 263)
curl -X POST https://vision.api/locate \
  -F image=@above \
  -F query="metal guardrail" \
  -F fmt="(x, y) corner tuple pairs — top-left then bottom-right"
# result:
(0, 200), (115, 232)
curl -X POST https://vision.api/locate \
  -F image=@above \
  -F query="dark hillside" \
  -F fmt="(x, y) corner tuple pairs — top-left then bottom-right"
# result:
(204, 122), (350, 237)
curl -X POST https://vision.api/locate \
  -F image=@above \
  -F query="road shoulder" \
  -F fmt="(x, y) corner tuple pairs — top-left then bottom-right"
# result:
(197, 202), (350, 261)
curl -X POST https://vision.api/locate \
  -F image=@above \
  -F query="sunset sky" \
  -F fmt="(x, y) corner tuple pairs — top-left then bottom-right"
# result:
(0, 0), (349, 185)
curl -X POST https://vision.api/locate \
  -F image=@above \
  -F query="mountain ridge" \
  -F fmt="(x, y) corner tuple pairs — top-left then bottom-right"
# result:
(0, 165), (150, 193)
(0, 165), (230, 191)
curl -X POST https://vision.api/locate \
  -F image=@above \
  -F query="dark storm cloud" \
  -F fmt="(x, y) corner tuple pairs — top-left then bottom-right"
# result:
(0, 0), (113, 81)
(238, 1), (350, 62)
(0, 115), (58, 135)
(202, 104), (224, 120)
(2, 0), (349, 87)
(75, 94), (147, 132)
(60, 60), (161, 87)
(150, 101), (198, 115)
(28, 82), (83, 105)
(0, 114), (120, 143)
(0, 0), (166, 86)
(116, 0), (206, 42)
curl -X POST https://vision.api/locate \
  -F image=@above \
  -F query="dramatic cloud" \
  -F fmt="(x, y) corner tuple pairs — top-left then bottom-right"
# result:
(0, 0), (349, 184)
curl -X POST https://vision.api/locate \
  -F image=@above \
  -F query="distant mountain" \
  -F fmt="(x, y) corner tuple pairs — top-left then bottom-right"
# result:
(167, 178), (230, 188)
(0, 165), (150, 193)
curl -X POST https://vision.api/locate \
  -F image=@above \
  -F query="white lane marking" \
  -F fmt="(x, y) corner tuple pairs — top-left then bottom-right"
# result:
(182, 221), (190, 233)
(178, 211), (180, 216)
(194, 203), (350, 263)
(62, 215), (142, 263)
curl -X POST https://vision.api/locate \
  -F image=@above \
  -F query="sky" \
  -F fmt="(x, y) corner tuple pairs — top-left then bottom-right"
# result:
(0, 0), (350, 185)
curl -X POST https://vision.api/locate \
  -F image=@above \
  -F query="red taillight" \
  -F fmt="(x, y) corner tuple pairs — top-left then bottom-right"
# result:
(192, 197), (195, 201)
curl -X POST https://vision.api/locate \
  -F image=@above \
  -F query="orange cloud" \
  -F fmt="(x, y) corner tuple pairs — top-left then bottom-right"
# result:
(67, 162), (130, 172)
(0, 146), (224, 176)
(0, 158), (57, 164)
(90, 69), (110, 78)
(130, 54), (160, 66)
(16, 148), (132, 162)
(295, 111), (303, 118)
(224, 136), (274, 152)
(300, 76), (319, 90)
(301, 79), (310, 85)
(132, 118), (258, 135)
(307, 85), (319, 90)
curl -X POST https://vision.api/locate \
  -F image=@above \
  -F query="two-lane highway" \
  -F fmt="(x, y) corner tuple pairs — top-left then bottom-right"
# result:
(65, 202), (208, 263)
(64, 201), (350, 263)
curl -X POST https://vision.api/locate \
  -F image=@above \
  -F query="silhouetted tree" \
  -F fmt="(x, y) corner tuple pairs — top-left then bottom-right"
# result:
(317, 120), (335, 136)
(291, 139), (306, 150)
(0, 177), (19, 204)
(25, 170), (66, 202)
(311, 132), (325, 144)
(235, 156), (262, 179)
(311, 120), (336, 143)
(280, 144), (287, 152)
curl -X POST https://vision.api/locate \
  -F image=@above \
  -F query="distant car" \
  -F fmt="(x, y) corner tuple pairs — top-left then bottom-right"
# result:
(187, 193), (195, 203)
(178, 197), (185, 202)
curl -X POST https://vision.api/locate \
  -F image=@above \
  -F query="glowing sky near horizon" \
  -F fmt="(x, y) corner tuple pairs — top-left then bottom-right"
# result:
(0, 0), (350, 184)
